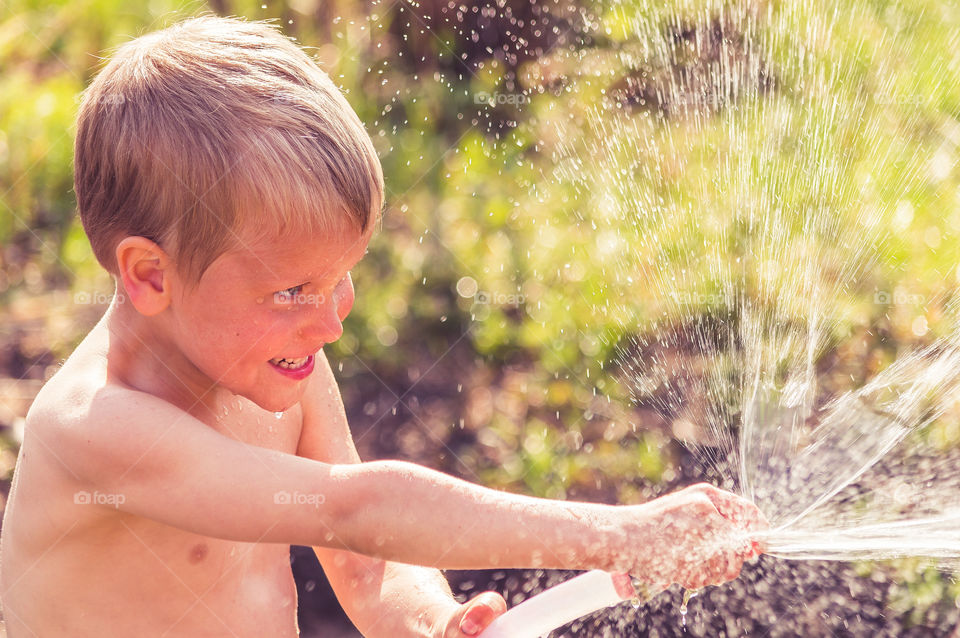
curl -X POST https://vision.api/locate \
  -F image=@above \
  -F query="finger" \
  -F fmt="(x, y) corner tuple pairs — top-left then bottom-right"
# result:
(708, 551), (729, 586)
(611, 573), (637, 600)
(751, 538), (768, 555)
(680, 571), (708, 590)
(737, 537), (762, 560)
(680, 555), (720, 590)
(724, 549), (742, 581)
(737, 499), (770, 533)
(704, 492), (769, 553)
(457, 591), (508, 636)
(705, 490), (753, 524)
(696, 486), (742, 524)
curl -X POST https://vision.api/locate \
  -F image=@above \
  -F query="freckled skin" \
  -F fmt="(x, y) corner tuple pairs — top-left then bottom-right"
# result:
(0, 230), (370, 637)
(0, 223), (765, 637)
(0, 372), (305, 637)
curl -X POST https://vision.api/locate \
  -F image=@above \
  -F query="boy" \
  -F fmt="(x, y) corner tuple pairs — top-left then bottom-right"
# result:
(0, 15), (764, 637)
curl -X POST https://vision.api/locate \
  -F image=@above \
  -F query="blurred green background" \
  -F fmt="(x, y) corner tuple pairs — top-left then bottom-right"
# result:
(2, 0), (960, 635)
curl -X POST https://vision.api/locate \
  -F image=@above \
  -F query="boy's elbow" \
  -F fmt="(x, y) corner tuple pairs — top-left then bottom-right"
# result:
(314, 460), (415, 553)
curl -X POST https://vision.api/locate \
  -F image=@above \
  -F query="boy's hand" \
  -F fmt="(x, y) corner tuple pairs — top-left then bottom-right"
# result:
(435, 591), (507, 638)
(620, 483), (768, 590)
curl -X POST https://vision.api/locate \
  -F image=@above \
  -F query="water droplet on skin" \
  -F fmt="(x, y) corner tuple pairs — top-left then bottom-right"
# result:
(679, 589), (698, 628)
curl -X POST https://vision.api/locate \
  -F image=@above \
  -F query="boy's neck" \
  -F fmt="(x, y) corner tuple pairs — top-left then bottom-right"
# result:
(103, 292), (228, 421)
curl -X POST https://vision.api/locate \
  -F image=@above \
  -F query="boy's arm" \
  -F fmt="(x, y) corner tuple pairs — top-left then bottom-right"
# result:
(48, 363), (759, 589)
(298, 351), (503, 637)
(49, 369), (622, 566)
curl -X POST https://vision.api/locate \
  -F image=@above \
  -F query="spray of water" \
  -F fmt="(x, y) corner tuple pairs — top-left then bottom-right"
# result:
(361, 0), (960, 630)
(538, 0), (960, 566)
(739, 342), (960, 562)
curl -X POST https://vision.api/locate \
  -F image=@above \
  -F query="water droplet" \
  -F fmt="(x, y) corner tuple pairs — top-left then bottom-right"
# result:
(679, 588), (698, 628)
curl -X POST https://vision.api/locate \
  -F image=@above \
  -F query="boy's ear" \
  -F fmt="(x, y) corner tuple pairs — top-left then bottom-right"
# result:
(115, 236), (174, 316)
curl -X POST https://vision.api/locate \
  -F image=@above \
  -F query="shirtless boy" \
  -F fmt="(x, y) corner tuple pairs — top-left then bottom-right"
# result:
(0, 15), (765, 637)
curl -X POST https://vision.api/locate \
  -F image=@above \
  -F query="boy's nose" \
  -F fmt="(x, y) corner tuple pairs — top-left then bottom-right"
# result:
(298, 300), (344, 345)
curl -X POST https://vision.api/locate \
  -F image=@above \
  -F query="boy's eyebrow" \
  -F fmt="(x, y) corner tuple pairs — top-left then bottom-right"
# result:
(236, 227), (370, 287)
(253, 256), (359, 290)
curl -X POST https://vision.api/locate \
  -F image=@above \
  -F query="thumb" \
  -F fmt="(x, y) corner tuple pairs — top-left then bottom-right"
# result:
(453, 591), (508, 637)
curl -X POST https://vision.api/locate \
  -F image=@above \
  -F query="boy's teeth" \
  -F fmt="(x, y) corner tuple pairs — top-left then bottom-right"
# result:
(270, 356), (309, 369)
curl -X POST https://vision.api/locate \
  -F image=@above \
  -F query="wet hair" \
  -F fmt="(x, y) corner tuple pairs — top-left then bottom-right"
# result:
(74, 14), (383, 281)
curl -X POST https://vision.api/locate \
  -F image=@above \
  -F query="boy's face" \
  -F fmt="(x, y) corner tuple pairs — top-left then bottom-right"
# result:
(166, 225), (372, 412)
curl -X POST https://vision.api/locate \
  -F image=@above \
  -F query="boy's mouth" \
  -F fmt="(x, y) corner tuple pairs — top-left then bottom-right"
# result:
(268, 356), (311, 370)
(268, 355), (316, 380)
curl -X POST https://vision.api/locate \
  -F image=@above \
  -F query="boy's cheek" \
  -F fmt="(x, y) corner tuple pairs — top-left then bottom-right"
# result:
(336, 280), (355, 321)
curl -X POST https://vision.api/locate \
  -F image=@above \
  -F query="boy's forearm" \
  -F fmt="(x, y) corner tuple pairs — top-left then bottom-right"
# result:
(326, 460), (623, 573)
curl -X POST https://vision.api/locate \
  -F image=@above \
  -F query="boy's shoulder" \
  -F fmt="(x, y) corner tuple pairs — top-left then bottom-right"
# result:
(30, 338), (144, 431)
(27, 325), (349, 470)
(25, 333), (189, 478)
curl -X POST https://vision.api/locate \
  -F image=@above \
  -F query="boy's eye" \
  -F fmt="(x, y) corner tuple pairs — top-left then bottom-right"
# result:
(274, 284), (304, 303)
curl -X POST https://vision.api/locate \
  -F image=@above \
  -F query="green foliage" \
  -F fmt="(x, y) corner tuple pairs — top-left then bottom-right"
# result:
(2, 1), (960, 622)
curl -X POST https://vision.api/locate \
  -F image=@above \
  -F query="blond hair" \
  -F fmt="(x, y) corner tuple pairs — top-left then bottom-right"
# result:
(74, 15), (383, 281)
